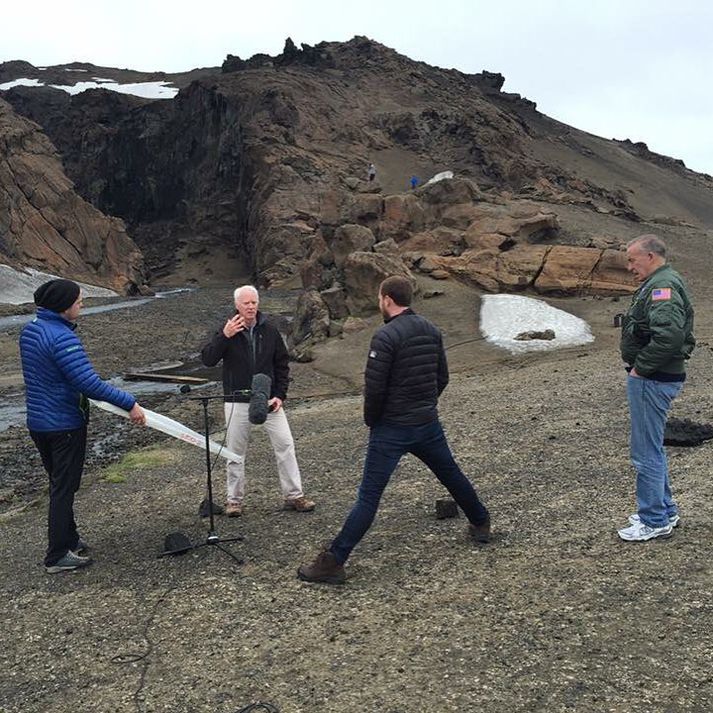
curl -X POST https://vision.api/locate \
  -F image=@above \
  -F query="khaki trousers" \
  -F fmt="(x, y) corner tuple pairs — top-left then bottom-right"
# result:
(224, 402), (303, 503)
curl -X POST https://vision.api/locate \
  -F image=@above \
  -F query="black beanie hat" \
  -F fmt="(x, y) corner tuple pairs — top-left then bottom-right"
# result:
(33, 279), (81, 313)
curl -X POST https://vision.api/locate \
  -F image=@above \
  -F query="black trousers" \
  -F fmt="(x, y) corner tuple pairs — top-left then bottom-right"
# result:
(30, 426), (87, 566)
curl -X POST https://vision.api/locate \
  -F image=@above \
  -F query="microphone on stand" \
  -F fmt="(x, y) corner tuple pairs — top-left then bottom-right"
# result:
(248, 373), (272, 425)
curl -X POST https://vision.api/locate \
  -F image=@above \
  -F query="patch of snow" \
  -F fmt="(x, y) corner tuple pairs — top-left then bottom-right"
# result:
(479, 294), (594, 353)
(0, 76), (177, 99)
(49, 79), (177, 99)
(64, 68), (88, 72)
(0, 78), (43, 90)
(0, 265), (117, 306)
(91, 77), (114, 82)
(425, 170), (454, 186)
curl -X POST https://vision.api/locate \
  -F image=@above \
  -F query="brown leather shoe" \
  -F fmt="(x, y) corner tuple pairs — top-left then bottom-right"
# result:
(297, 549), (346, 585)
(468, 515), (491, 544)
(225, 501), (243, 517)
(284, 495), (315, 512)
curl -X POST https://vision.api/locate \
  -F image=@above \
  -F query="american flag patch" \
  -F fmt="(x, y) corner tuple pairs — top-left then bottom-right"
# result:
(652, 288), (672, 301)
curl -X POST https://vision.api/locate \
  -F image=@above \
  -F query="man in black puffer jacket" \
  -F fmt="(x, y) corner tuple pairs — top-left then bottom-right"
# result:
(298, 276), (490, 584)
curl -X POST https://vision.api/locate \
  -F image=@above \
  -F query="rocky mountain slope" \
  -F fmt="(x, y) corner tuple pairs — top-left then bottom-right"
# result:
(1, 37), (712, 302)
(0, 98), (145, 293)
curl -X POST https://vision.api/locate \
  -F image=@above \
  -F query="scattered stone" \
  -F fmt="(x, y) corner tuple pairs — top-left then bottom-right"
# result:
(514, 329), (555, 341)
(430, 269), (450, 280)
(330, 224), (376, 268)
(320, 283), (348, 320)
(342, 316), (369, 334)
(435, 498), (459, 519)
(292, 289), (330, 345)
(373, 238), (399, 255)
(292, 346), (314, 362)
(423, 289), (444, 299)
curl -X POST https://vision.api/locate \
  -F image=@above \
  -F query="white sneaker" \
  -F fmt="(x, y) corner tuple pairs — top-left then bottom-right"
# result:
(618, 521), (673, 542)
(628, 513), (680, 528)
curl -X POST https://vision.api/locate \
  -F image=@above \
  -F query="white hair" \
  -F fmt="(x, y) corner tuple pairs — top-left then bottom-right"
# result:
(233, 285), (259, 302)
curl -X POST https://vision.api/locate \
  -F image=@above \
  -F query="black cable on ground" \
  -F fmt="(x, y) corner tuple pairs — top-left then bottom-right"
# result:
(444, 335), (486, 351)
(109, 569), (207, 712)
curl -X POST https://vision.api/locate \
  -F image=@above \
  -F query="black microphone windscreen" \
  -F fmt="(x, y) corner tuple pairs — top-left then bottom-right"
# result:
(248, 373), (271, 424)
(179, 384), (192, 394)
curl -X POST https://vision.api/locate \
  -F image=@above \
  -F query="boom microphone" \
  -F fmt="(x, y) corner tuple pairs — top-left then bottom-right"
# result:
(248, 373), (272, 425)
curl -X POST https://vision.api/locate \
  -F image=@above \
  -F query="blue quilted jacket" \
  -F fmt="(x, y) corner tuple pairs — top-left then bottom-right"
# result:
(20, 308), (136, 432)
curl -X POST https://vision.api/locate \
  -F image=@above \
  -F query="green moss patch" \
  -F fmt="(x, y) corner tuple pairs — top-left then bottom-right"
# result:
(101, 448), (178, 484)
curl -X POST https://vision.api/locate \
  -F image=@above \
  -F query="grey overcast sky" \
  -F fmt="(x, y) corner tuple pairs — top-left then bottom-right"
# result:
(4, 0), (713, 175)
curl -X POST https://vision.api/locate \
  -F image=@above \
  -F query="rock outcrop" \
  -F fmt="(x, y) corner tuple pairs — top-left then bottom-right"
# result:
(0, 99), (146, 293)
(3, 36), (712, 295)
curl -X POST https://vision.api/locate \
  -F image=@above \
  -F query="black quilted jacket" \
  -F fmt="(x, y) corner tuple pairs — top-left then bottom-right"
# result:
(200, 312), (289, 402)
(363, 309), (448, 427)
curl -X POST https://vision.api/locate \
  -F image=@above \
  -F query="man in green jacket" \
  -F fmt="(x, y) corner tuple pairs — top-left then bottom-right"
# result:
(617, 234), (695, 542)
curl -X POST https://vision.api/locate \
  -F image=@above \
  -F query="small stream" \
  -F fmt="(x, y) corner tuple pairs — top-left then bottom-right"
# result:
(0, 289), (191, 332)
(0, 288), (210, 432)
(0, 361), (220, 433)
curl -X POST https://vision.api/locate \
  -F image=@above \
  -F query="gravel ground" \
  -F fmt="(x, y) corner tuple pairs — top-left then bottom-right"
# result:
(1, 280), (712, 712)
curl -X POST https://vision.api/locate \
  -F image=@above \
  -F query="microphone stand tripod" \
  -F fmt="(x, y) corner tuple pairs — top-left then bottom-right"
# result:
(161, 393), (244, 564)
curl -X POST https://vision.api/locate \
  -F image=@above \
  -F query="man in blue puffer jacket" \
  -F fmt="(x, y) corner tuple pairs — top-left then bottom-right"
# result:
(20, 279), (146, 573)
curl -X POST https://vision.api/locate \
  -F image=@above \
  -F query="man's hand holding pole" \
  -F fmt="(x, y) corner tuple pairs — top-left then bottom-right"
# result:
(129, 403), (147, 425)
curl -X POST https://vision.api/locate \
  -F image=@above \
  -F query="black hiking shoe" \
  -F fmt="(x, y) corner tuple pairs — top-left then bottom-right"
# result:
(468, 516), (491, 544)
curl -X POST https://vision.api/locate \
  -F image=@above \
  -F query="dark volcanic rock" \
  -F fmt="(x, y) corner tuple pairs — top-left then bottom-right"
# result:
(4, 36), (713, 291)
(0, 98), (146, 293)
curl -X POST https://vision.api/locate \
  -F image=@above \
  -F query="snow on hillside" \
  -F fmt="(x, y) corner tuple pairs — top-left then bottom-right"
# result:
(0, 77), (177, 99)
(480, 294), (594, 353)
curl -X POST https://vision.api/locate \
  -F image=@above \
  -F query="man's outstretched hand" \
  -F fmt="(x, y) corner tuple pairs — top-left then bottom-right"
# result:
(129, 403), (146, 425)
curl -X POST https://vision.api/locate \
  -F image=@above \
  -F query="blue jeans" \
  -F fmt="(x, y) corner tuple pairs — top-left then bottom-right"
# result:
(627, 375), (683, 528)
(330, 419), (489, 564)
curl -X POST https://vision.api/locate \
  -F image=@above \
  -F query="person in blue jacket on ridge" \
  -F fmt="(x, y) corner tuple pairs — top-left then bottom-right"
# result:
(20, 279), (146, 573)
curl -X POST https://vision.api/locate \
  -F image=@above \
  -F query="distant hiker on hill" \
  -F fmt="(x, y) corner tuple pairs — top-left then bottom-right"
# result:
(298, 275), (490, 585)
(617, 235), (695, 542)
(20, 279), (146, 573)
(367, 162), (377, 182)
(410, 175), (419, 190)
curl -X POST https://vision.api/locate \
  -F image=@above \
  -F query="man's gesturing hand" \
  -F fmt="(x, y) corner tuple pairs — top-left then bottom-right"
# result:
(223, 314), (246, 338)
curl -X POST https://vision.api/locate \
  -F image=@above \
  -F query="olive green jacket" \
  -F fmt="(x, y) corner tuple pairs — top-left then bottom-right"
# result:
(620, 264), (695, 376)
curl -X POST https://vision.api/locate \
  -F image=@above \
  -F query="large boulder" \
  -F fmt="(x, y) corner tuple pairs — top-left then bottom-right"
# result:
(342, 252), (416, 315)
(381, 194), (426, 241)
(428, 247), (537, 291)
(464, 206), (558, 242)
(432, 244), (634, 295)
(330, 224), (376, 267)
(292, 289), (330, 345)
(534, 245), (635, 294)
(418, 177), (480, 206)
(590, 248), (636, 293)
(320, 283), (349, 319)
